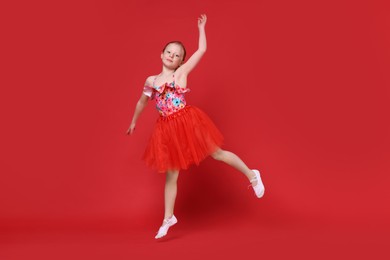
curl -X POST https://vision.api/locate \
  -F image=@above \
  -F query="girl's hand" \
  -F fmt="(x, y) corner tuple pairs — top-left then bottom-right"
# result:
(198, 14), (207, 29)
(126, 122), (136, 135)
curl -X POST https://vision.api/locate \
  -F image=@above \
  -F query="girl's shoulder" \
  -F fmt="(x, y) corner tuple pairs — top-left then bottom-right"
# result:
(145, 75), (158, 87)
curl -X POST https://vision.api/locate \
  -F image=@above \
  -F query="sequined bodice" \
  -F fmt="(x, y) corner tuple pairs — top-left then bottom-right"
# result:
(142, 73), (190, 117)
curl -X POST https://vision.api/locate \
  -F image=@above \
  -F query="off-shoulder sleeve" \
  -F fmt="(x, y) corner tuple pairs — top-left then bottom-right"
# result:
(142, 85), (153, 97)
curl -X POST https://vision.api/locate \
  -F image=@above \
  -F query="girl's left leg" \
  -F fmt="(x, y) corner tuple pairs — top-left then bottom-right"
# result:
(211, 148), (257, 185)
(211, 148), (265, 198)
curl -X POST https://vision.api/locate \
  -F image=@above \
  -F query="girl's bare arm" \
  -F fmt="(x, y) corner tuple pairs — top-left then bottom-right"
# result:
(126, 78), (152, 135)
(177, 14), (207, 76)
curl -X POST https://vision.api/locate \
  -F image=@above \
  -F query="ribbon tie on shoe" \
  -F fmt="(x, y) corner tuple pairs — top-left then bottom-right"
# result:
(248, 175), (258, 189)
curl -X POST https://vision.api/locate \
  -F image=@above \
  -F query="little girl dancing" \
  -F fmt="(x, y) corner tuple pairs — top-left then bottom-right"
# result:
(127, 14), (265, 239)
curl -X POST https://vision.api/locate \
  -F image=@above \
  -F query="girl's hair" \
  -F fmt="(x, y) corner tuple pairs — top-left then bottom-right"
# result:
(162, 41), (187, 62)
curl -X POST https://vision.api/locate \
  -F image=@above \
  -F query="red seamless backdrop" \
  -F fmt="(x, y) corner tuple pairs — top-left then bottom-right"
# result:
(1, 0), (389, 259)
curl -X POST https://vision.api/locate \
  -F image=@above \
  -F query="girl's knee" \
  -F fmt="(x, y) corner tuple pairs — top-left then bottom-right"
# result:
(211, 148), (224, 161)
(166, 169), (179, 175)
(166, 169), (179, 182)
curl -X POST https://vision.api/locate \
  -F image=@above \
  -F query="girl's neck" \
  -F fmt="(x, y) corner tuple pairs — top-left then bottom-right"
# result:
(160, 67), (176, 76)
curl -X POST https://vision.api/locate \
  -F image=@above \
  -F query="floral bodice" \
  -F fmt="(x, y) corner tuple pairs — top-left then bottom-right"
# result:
(142, 74), (190, 117)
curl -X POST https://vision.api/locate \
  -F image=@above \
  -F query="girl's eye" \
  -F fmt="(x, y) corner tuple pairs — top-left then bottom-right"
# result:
(175, 55), (179, 57)
(167, 51), (171, 53)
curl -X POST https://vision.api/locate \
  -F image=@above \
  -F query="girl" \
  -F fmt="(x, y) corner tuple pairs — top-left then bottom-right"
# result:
(126, 14), (265, 239)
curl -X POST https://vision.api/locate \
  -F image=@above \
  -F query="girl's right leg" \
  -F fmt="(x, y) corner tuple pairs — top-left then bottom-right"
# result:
(164, 169), (179, 221)
(155, 169), (179, 239)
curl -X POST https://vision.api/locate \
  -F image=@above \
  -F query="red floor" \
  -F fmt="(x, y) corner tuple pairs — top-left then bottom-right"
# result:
(1, 213), (388, 260)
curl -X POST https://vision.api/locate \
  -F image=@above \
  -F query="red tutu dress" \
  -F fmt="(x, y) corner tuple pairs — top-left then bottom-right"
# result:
(142, 73), (224, 173)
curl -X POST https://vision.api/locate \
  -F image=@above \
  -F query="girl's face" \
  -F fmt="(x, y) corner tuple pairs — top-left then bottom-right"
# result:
(161, 43), (184, 69)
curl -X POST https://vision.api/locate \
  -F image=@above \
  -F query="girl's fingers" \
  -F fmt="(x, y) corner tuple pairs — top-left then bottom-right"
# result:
(198, 15), (206, 22)
(198, 14), (207, 26)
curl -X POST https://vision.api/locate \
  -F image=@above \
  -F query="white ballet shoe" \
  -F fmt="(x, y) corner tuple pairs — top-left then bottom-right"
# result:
(248, 169), (265, 198)
(155, 215), (178, 239)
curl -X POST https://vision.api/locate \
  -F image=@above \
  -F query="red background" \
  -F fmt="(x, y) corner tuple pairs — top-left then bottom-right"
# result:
(1, 0), (389, 259)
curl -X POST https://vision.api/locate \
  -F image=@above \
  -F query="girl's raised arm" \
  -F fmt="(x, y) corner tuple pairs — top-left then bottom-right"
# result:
(178, 14), (207, 76)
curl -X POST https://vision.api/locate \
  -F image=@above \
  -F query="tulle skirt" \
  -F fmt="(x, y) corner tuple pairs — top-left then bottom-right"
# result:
(142, 105), (224, 173)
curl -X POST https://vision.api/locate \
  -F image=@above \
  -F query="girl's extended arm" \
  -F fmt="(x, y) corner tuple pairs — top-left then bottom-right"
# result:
(126, 93), (149, 135)
(178, 14), (207, 76)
